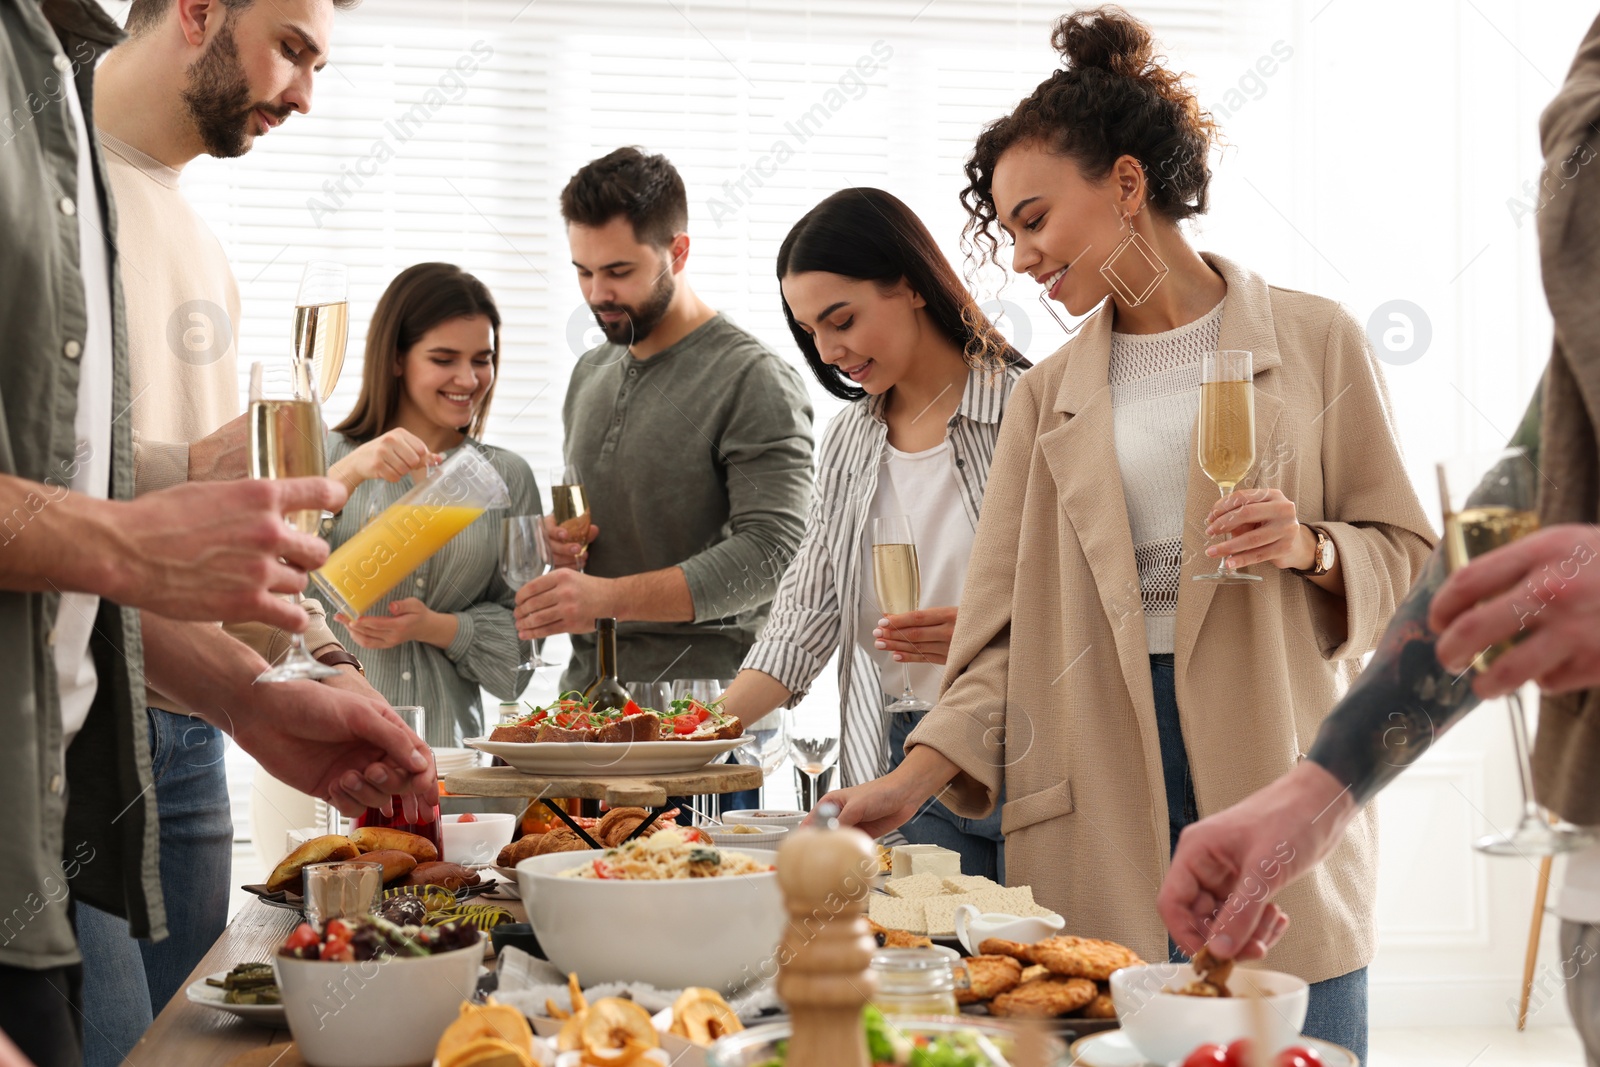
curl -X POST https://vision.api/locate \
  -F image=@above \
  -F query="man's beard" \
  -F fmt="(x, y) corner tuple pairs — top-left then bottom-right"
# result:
(591, 264), (676, 347)
(181, 23), (286, 159)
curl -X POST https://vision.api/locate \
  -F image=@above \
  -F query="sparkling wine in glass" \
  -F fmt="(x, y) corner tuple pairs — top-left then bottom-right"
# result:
(788, 727), (839, 812)
(500, 515), (557, 671)
(1438, 449), (1592, 857)
(546, 464), (591, 573)
(873, 515), (931, 713)
(249, 362), (338, 683)
(1194, 349), (1262, 583)
(293, 262), (349, 403)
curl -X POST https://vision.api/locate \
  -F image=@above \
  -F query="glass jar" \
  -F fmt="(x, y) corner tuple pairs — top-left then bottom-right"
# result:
(869, 947), (960, 1018)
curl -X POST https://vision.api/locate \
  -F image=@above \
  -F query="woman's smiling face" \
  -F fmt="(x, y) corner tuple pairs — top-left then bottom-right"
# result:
(394, 314), (495, 432)
(780, 272), (928, 396)
(990, 140), (1144, 317)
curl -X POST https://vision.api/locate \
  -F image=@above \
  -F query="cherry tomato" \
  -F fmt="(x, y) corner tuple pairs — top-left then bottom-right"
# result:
(674, 717), (699, 735)
(1224, 1039), (1255, 1067)
(284, 922), (319, 951)
(1183, 1045), (1230, 1067)
(593, 859), (613, 879)
(1275, 1047), (1325, 1067)
(457, 812), (477, 823)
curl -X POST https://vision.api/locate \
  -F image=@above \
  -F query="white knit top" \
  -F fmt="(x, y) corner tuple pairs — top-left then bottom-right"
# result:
(1109, 299), (1224, 654)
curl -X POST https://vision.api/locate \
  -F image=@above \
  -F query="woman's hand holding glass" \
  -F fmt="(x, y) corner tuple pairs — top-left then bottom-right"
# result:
(873, 606), (959, 665)
(1204, 487), (1313, 571)
(328, 428), (441, 494)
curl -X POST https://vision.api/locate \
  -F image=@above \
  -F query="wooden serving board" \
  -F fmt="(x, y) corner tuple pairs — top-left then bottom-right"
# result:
(442, 763), (762, 806)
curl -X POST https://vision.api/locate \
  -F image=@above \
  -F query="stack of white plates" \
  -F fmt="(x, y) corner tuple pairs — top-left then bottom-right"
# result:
(432, 747), (482, 777)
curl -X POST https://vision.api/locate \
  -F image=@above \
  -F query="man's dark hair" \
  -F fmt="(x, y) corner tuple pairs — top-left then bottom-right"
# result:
(125, 0), (360, 36)
(559, 147), (688, 249)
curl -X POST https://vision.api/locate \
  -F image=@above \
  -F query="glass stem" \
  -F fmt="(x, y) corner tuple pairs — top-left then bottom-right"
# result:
(902, 663), (915, 700)
(1507, 691), (1544, 823)
(1214, 484), (1232, 575)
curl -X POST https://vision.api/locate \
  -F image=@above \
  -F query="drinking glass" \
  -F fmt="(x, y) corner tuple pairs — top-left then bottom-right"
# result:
(873, 516), (931, 712)
(353, 705), (442, 852)
(302, 860), (382, 928)
(625, 681), (670, 713)
(293, 262), (349, 403)
(732, 711), (789, 808)
(1194, 350), (1262, 584)
(1438, 449), (1593, 856)
(786, 709), (839, 812)
(545, 464), (591, 573)
(501, 515), (557, 671)
(249, 362), (338, 683)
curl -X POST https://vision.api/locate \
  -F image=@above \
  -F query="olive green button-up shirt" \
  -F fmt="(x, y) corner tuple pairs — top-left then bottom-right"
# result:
(1, 0), (163, 969)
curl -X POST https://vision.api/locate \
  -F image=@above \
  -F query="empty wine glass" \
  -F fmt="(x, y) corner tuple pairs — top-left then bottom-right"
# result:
(873, 515), (930, 713)
(786, 708), (839, 812)
(625, 681), (669, 713)
(500, 515), (557, 671)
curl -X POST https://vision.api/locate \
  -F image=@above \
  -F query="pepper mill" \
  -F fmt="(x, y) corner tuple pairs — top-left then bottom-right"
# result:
(775, 807), (877, 1067)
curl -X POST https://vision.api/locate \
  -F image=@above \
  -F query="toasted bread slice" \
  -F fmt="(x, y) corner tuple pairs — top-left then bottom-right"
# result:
(534, 722), (597, 743)
(489, 723), (541, 743)
(595, 711), (660, 744)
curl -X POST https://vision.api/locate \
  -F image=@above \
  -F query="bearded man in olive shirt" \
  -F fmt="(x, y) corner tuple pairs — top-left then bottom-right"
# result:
(514, 147), (814, 693)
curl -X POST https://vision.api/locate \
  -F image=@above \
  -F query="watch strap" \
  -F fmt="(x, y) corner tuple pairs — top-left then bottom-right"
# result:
(316, 648), (365, 675)
(1293, 524), (1333, 577)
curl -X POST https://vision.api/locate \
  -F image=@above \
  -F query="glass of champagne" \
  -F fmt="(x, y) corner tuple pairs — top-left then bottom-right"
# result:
(501, 516), (558, 672)
(873, 515), (931, 713)
(249, 362), (339, 683)
(293, 262), (349, 403)
(786, 709), (839, 813)
(1194, 349), (1263, 583)
(1438, 448), (1594, 856)
(546, 465), (591, 572)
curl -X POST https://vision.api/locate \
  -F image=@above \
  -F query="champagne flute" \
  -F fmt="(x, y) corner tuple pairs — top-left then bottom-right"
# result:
(546, 464), (591, 573)
(1438, 449), (1594, 856)
(873, 515), (931, 712)
(249, 361), (339, 683)
(500, 515), (557, 671)
(1194, 349), (1263, 583)
(293, 261), (349, 403)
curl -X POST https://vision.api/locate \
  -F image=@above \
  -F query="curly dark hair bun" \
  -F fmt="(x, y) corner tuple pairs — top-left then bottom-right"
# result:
(961, 5), (1219, 267)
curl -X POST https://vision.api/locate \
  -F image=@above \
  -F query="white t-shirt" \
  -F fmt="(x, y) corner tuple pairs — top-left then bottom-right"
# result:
(1559, 844), (1600, 924)
(58, 75), (115, 747)
(856, 439), (976, 705)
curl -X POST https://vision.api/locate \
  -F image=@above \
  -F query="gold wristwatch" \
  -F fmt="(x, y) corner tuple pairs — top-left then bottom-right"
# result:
(1294, 524), (1336, 578)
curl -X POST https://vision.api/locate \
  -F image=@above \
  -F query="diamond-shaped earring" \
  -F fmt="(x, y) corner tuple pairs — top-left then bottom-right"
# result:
(1099, 212), (1169, 307)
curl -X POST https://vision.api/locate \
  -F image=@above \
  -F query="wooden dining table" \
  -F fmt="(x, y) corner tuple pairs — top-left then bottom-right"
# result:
(132, 894), (524, 1066)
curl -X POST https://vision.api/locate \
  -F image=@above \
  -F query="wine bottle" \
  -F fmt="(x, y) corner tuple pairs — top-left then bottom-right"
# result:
(583, 617), (632, 714)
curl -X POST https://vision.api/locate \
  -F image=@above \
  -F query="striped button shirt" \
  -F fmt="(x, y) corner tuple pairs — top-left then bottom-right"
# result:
(742, 363), (1026, 787)
(313, 434), (539, 746)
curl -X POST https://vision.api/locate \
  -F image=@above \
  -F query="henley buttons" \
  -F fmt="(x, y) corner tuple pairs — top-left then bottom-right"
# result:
(955, 457), (965, 468)
(49, 774), (63, 795)
(63, 339), (82, 359)
(415, 578), (426, 589)
(59, 196), (76, 217)
(401, 671), (412, 681)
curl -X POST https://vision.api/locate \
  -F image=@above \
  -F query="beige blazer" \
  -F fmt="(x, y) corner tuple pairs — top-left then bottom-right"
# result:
(909, 254), (1435, 984)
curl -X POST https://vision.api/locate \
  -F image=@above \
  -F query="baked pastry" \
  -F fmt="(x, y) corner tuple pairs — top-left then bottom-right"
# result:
(359, 848), (419, 885)
(989, 975), (1098, 1017)
(1028, 936), (1144, 981)
(267, 835), (360, 894)
(953, 955), (1023, 1004)
(348, 826), (440, 863)
(497, 834), (541, 868)
(978, 938), (1035, 963)
(595, 806), (670, 847)
(1020, 964), (1050, 983)
(867, 919), (933, 950)
(1076, 991), (1118, 1019)
(535, 827), (590, 855)
(375, 894), (429, 927)
(402, 861), (481, 891)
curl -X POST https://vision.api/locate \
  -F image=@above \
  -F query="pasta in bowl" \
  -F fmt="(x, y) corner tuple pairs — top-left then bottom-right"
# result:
(517, 832), (784, 993)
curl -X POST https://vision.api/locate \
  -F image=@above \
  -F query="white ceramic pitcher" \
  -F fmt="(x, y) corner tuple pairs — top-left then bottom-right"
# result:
(953, 904), (1065, 955)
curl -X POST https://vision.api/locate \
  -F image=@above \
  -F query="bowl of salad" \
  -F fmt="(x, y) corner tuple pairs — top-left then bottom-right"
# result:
(273, 915), (483, 1067)
(704, 1006), (1067, 1067)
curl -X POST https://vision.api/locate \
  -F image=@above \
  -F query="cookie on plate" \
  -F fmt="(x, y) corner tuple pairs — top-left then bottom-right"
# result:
(953, 955), (1023, 1005)
(989, 975), (1097, 1018)
(1029, 936), (1143, 981)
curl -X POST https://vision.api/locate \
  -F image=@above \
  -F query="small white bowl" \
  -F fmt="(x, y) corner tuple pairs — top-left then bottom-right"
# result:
(720, 809), (806, 831)
(703, 823), (790, 850)
(516, 848), (784, 994)
(438, 812), (516, 866)
(274, 936), (483, 1067)
(1110, 962), (1309, 1066)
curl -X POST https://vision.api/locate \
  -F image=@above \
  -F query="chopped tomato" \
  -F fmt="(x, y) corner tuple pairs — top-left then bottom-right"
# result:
(593, 859), (614, 879)
(673, 717), (699, 735)
(322, 919), (354, 961)
(622, 700), (642, 717)
(284, 922), (319, 951)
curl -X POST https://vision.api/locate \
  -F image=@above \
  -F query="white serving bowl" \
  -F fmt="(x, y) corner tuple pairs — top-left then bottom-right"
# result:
(438, 812), (517, 866)
(1110, 963), (1309, 1066)
(703, 823), (790, 850)
(516, 847), (784, 994)
(273, 936), (483, 1067)
(720, 809), (807, 831)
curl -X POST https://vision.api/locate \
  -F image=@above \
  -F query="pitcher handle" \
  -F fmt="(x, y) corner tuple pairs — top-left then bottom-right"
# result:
(953, 904), (980, 955)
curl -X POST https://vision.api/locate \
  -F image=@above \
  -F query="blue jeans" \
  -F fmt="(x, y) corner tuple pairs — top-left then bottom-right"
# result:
(78, 709), (234, 1065)
(1151, 655), (1368, 1065)
(888, 711), (1005, 883)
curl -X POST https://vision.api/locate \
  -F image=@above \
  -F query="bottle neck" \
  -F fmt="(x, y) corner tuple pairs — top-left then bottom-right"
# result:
(595, 618), (618, 680)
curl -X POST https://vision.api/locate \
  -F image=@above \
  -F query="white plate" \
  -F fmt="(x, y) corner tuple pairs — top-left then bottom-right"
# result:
(184, 971), (287, 1027)
(1071, 1031), (1355, 1067)
(464, 736), (750, 775)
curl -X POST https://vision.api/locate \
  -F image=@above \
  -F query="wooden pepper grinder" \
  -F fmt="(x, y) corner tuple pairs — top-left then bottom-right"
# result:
(775, 805), (877, 1067)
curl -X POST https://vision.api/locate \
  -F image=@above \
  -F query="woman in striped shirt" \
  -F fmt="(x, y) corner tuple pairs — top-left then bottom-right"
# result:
(314, 262), (538, 747)
(721, 188), (1027, 880)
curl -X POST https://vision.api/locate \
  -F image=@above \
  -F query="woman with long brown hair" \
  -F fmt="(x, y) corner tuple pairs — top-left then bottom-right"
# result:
(817, 9), (1434, 1058)
(719, 187), (1026, 878)
(315, 262), (538, 744)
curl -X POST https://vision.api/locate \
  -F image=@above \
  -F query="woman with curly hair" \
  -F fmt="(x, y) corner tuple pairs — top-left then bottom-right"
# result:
(819, 8), (1434, 1056)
